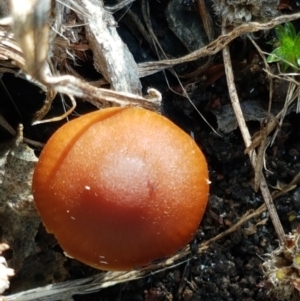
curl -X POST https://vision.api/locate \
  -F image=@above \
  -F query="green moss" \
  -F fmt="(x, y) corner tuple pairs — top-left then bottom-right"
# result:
(267, 22), (300, 71)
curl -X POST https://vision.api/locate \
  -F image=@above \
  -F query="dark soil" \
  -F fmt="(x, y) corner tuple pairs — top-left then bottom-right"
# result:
(1, 1), (300, 300)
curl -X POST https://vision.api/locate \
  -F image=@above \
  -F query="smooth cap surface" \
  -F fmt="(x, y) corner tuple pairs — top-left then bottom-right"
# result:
(32, 107), (209, 271)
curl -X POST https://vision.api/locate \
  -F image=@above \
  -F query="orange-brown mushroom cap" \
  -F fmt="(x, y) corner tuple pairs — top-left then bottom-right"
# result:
(32, 107), (209, 271)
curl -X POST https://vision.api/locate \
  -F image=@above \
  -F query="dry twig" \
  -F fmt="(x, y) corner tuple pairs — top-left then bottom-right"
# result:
(138, 12), (300, 76)
(221, 19), (285, 243)
(6, 0), (162, 124)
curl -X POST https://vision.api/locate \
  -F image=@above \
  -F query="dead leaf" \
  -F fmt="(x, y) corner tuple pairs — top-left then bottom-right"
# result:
(0, 126), (40, 270)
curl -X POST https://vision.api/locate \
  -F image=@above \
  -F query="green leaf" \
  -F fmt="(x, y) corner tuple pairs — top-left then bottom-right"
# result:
(284, 22), (296, 39)
(267, 49), (282, 63)
(275, 24), (285, 42)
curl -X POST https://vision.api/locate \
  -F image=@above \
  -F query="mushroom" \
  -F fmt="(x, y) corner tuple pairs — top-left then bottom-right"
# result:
(32, 107), (209, 271)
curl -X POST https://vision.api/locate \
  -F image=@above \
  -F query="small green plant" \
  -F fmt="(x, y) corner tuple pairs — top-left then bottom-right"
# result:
(267, 22), (300, 71)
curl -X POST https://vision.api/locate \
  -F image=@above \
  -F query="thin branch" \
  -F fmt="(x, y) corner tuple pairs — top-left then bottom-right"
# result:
(221, 19), (285, 243)
(138, 12), (300, 76)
